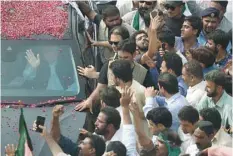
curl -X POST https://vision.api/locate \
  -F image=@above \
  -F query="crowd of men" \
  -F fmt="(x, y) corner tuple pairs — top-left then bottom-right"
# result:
(5, 0), (232, 156)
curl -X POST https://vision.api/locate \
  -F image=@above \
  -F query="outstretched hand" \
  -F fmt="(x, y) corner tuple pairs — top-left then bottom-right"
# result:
(75, 99), (93, 113)
(77, 65), (97, 79)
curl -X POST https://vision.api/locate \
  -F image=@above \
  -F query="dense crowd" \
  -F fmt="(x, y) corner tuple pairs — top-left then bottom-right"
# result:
(5, 1), (232, 156)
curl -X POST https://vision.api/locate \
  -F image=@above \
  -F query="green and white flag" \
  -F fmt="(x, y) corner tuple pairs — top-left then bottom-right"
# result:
(15, 108), (33, 156)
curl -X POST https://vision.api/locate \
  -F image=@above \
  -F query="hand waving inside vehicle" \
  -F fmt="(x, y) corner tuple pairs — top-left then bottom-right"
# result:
(25, 49), (40, 68)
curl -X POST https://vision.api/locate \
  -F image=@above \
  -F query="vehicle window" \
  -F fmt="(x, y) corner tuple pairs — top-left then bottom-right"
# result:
(1, 45), (80, 97)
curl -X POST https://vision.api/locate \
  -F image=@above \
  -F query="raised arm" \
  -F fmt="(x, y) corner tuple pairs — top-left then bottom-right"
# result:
(50, 105), (64, 142)
(129, 102), (154, 151)
(120, 87), (139, 156)
(40, 125), (64, 156)
(76, 1), (97, 21)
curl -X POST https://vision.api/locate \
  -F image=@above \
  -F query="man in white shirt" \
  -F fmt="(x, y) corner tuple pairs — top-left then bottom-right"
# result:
(199, 108), (232, 147)
(186, 121), (215, 155)
(122, 1), (157, 31)
(182, 60), (206, 107)
(178, 106), (200, 154)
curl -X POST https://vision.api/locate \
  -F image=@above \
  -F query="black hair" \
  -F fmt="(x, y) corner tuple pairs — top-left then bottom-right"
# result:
(130, 30), (148, 42)
(102, 5), (120, 20)
(106, 141), (127, 156)
(146, 107), (172, 128)
(117, 38), (136, 55)
(196, 121), (214, 136)
(211, 0), (228, 9)
(183, 60), (204, 79)
(199, 108), (222, 131)
(99, 86), (121, 108)
(191, 46), (216, 68)
(89, 135), (106, 156)
(109, 59), (133, 83)
(109, 26), (130, 41)
(178, 106), (199, 124)
(158, 72), (179, 94)
(204, 69), (226, 87)
(157, 29), (175, 47)
(100, 106), (121, 130)
(224, 75), (232, 96)
(163, 52), (183, 76)
(184, 16), (203, 37)
(207, 29), (229, 49)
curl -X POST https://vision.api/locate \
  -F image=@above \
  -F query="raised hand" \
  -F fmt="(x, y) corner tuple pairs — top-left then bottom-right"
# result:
(52, 105), (64, 117)
(150, 11), (165, 31)
(5, 144), (16, 156)
(25, 49), (40, 68)
(145, 87), (158, 98)
(120, 86), (133, 107)
(77, 65), (98, 79)
(129, 102), (140, 117)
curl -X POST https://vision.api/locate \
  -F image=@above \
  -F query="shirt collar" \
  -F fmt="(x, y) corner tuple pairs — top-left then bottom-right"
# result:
(210, 91), (227, 108)
(189, 81), (205, 91)
(165, 93), (181, 104)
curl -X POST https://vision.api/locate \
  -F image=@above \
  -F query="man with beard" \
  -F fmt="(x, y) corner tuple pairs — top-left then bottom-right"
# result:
(185, 121), (215, 155)
(206, 29), (232, 69)
(48, 105), (106, 156)
(94, 106), (122, 146)
(122, 0), (157, 31)
(76, 2), (135, 64)
(32, 124), (106, 156)
(178, 106), (199, 154)
(197, 70), (232, 128)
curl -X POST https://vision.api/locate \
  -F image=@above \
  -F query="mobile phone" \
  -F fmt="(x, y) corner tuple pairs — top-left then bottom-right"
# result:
(161, 43), (166, 51)
(36, 116), (46, 133)
(151, 10), (157, 18)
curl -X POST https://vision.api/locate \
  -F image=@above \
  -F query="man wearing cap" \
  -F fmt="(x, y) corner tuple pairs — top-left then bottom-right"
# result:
(163, 1), (186, 37)
(210, 0), (232, 33)
(198, 7), (220, 46)
(185, 121), (215, 156)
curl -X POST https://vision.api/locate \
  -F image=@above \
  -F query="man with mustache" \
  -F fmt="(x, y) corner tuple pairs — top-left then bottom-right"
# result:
(185, 121), (215, 155)
(76, 2), (135, 64)
(198, 7), (220, 46)
(122, 0), (157, 31)
(196, 70), (232, 129)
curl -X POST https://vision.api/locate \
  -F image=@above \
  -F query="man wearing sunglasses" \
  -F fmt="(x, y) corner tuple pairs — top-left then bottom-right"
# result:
(76, 2), (135, 64)
(122, 0), (157, 31)
(163, 1), (185, 37)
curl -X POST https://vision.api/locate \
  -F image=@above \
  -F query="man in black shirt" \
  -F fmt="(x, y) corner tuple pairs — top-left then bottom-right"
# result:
(163, 1), (185, 37)
(75, 38), (154, 112)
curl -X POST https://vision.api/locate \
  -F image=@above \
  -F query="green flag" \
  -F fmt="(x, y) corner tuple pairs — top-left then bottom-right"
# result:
(15, 108), (33, 156)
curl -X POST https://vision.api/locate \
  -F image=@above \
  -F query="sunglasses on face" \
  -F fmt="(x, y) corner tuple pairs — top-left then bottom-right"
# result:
(109, 41), (119, 46)
(164, 5), (175, 11)
(139, 1), (153, 6)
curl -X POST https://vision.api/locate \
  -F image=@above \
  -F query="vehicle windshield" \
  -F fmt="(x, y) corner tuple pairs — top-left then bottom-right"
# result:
(1, 44), (80, 98)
